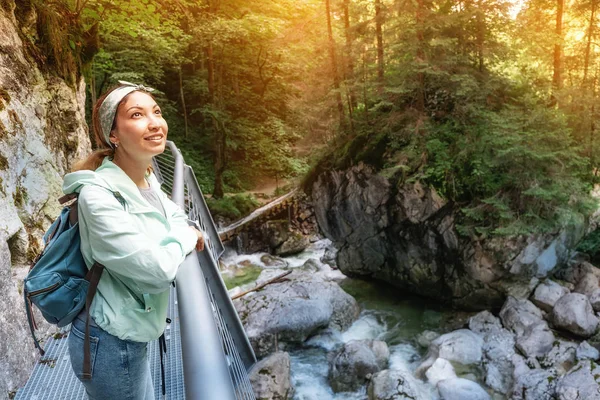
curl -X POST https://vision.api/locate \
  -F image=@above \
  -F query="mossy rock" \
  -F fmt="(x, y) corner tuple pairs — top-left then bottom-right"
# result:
(222, 264), (262, 290)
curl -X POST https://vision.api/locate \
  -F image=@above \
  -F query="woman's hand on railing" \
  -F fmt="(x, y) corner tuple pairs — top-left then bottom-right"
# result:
(191, 227), (205, 251)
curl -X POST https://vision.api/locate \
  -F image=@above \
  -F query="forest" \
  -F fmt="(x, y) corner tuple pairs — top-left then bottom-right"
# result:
(20, 0), (600, 239)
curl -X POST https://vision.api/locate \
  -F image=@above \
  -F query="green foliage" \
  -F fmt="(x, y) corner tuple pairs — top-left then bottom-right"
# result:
(577, 229), (600, 265)
(206, 194), (260, 220)
(14, 0), (99, 84)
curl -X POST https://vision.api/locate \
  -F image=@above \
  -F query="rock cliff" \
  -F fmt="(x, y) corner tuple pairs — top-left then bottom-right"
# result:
(0, 1), (91, 396)
(312, 163), (586, 309)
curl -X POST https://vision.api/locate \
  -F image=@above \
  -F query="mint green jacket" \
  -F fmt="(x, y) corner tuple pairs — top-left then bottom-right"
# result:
(62, 157), (197, 342)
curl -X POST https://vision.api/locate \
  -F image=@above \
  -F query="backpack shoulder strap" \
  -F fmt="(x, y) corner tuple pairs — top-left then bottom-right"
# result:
(82, 262), (104, 380)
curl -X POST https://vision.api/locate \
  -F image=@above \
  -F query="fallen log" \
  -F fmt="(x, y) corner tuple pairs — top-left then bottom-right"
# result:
(231, 270), (292, 300)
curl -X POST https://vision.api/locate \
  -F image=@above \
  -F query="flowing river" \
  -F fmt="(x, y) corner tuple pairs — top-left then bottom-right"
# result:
(221, 239), (496, 400)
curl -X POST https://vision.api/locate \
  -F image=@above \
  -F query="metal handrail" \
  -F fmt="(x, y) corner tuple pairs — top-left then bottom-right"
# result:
(158, 141), (256, 400)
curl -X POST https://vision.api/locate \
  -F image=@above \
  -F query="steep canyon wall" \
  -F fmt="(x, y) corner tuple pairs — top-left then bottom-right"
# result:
(0, 1), (91, 396)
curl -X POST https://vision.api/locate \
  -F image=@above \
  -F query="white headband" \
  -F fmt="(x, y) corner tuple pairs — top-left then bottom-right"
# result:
(98, 81), (155, 148)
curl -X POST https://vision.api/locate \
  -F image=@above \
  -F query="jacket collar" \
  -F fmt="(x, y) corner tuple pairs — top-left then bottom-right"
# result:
(95, 157), (165, 214)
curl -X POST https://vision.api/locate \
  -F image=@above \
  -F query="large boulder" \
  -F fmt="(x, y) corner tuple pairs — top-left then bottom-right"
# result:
(552, 293), (599, 337)
(481, 327), (517, 394)
(515, 321), (555, 358)
(437, 378), (491, 400)
(556, 360), (600, 400)
(328, 339), (389, 392)
(249, 352), (293, 400)
(367, 369), (421, 400)
(499, 297), (544, 337)
(274, 232), (309, 257)
(262, 220), (291, 250)
(531, 280), (569, 313)
(234, 271), (360, 357)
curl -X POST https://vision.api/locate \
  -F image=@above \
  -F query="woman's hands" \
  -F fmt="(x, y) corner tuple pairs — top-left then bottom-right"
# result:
(190, 227), (205, 251)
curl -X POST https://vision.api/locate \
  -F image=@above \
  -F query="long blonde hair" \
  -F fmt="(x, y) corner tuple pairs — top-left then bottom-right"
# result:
(72, 86), (155, 174)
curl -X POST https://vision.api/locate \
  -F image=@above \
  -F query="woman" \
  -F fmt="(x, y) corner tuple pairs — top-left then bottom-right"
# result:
(62, 82), (204, 399)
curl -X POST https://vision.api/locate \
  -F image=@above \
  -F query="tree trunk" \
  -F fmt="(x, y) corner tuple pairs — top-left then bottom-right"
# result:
(375, 0), (384, 95)
(550, 0), (564, 105)
(90, 63), (97, 107)
(179, 66), (189, 138)
(415, 0), (425, 112)
(592, 65), (598, 163)
(362, 45), (369, 123)
(584, 0), (597, 87)
(343, 0), (357, 110)
(476, 0), (485, 73)
(206, 0), (224, 198)
(325, 0), (346, 132)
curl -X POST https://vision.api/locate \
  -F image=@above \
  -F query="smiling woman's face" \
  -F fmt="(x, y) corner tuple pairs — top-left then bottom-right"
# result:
(110, 91), (168, 160)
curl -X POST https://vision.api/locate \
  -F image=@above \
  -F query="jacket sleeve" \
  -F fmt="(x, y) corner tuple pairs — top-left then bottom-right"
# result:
(78, 185), (197, 294)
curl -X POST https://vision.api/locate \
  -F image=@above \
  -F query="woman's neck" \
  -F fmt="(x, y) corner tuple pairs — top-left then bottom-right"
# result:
(112, 152), (150, 188)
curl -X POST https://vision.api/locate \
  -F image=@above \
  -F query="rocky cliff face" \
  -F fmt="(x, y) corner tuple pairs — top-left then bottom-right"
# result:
(312, 163), (586, 310)
(0, 1), (91, 396)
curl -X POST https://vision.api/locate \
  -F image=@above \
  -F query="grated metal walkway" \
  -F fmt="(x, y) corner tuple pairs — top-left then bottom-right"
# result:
(16, 286), (186, 399)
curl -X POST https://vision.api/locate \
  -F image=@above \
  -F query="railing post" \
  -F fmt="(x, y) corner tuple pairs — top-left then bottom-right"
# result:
(165, 142), (237, 400)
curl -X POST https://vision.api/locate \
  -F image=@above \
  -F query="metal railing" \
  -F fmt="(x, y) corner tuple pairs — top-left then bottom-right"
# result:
(152, 141), (256, 400)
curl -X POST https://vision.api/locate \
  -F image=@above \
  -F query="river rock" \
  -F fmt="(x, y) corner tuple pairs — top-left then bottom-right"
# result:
(425, 358), (456, 386)
(511, 368), (558, 400)
(481, 327), (517, 394)
(274, 232), (309, 257)
(540, 339), (578, 375)
(234, 271), (360, 357)
(416, 330), (440, 348)
(260, 254), (288, 268)
(328, 339), (389, 392)
(320, 244), (338, 268)
(576, 341), (600, 361)
(416, 329), (483, 377)
(263, 220), (290, 250)
(249, 352), (293, 400)
(515, 321), (555, 358)
(556, 360), (600, 400)
(468, 310), (503, 336)
(531, 280), (569, 312)
(300, 258), (321, 273)
(552, 293), (599, 337)
(589, 289), (600, 312)
(499, 297), (544, 337)
(574, 272), (600, 296)
(437, 378), (491, 400)
(557, 261), (600, 285)
(367, 369), (421, 400)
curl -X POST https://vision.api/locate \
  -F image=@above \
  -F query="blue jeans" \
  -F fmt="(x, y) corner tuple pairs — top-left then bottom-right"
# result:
(68, 314), (155, 400)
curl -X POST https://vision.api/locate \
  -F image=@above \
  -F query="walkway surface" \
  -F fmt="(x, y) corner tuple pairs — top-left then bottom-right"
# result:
(15, 287), (186, 399)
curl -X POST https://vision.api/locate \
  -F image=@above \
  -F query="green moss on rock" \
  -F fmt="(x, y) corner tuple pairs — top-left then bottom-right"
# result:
(0, 153), (8, 170)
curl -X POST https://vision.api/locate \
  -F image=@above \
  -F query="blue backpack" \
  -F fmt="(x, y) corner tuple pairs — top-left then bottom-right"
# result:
(24, 190), (125, 378)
